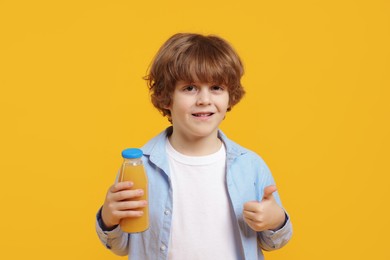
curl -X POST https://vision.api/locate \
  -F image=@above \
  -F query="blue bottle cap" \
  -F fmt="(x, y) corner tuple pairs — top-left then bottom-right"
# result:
(121, 148), (143, 159)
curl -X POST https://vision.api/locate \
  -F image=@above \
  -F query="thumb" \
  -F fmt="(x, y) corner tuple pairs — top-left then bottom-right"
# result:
(262, 185), (277, 200)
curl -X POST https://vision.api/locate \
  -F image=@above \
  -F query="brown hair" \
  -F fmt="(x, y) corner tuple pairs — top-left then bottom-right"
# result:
(144, 33), (245, 120)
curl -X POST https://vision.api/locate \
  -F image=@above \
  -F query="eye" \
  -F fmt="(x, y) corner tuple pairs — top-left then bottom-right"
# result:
(183, 85), (197, 92)
(211, 85), (224, 91)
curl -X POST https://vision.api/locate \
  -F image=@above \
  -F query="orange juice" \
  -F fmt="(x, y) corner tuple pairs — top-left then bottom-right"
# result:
(119, 149), (149, 233)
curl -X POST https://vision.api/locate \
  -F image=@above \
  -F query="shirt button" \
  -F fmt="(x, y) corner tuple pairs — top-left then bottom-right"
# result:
(160, 245), (167, 251)
(164, 210), (170, 215)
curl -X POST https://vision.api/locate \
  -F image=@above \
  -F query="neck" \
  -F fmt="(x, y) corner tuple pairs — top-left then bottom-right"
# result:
(168, 130), (222, 156)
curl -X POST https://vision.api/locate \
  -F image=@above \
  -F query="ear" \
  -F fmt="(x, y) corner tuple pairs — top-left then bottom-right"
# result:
(163, 106), (171, 114)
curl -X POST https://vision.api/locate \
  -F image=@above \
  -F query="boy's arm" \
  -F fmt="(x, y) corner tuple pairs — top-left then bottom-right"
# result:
(243, 185), (293, 250)
(95, 207), (130, 256)
(95, 181), (146, 256)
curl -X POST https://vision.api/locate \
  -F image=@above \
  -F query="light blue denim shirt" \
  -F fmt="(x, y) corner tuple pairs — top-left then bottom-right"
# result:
(96, 127), (292, 259)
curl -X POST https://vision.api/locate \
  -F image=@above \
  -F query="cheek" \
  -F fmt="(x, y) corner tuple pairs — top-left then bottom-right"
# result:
(219, 95), (230, 110)
(173, 96), (193, 109)
(169, 100), (189, 119)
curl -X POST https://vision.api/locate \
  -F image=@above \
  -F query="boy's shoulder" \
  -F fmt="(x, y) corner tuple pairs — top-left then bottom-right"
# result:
(141, 128), (171, 156)
(219, 130), (271, 179)
(218, 130), (265, 162)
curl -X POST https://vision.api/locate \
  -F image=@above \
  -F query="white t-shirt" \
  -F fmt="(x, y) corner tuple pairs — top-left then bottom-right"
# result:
(166, 139), (241, 260)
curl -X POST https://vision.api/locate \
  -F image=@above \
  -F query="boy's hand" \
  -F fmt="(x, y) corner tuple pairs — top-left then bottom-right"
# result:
(101, 181), (147, 229)
(243, 185), (286, 232)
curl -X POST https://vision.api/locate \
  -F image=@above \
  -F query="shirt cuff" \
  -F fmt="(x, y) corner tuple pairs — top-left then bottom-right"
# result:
(261, 211), (291, 237)
(96, 207), (119, 232)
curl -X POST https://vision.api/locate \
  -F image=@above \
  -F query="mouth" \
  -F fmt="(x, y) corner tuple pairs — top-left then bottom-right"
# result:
(192, 113), (214, 117)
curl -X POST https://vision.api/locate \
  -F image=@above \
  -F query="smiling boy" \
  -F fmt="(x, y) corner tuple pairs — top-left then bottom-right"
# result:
(96, 33), (292, 260)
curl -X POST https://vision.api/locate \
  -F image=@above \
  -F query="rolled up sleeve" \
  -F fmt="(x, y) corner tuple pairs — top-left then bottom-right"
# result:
(258, 212), (293, 251)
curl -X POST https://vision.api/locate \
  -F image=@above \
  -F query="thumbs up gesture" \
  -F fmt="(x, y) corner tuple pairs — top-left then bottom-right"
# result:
(243, 185), (286, 232)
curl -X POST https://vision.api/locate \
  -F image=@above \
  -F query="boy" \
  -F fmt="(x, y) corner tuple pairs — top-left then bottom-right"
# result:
(96, 33), (292, 259)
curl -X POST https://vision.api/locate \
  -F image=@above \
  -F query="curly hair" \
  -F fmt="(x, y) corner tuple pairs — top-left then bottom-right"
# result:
(144, 33), (245, 121)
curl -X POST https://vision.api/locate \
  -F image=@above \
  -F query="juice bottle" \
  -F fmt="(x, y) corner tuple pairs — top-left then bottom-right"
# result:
(118, 148), (149, 233)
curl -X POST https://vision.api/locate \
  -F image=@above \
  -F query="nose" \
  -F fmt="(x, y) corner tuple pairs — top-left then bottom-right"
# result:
(196, 88), (211, 106)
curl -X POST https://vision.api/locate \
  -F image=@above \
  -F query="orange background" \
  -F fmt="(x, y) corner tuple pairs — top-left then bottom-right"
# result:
(1, 0), (389, 259)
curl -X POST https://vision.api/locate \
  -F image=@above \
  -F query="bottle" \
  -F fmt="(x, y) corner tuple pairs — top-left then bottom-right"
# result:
(118, 148), (149, 233)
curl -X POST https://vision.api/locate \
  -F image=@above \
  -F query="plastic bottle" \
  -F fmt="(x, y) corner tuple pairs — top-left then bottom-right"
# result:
(118, 148), (149, 233)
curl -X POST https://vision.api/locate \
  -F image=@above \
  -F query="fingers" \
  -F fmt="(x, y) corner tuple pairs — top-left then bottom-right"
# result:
(103, 181), (147, 222)
(262, 185), (277, 200)
(243, 201), (266, 219)
(110, 181), (133, 193)
(103, 197), (147, 222)
(244, 185), (278, 212)
(243, 201), (265, 229)
(243, 202), (276, 232)
(243, 210), (267, 231)
(113, 201), (147, 218)
(243, 185), (283, 232)
(243, 201), (260, 212)
(106, 187), (146, 212)
(116, 200), (148, 211)
(243, 208), (259, 222)
(111, 188), (144, 202)
(115, 209), (144, 218)
(108, 181), (145, 202)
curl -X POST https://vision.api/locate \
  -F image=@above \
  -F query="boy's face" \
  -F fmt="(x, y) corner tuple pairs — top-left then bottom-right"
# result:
(167, 81), (230, 141)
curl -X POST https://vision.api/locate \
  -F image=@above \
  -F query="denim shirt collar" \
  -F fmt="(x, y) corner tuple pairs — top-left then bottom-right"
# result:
(141, 126), (249, 174)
